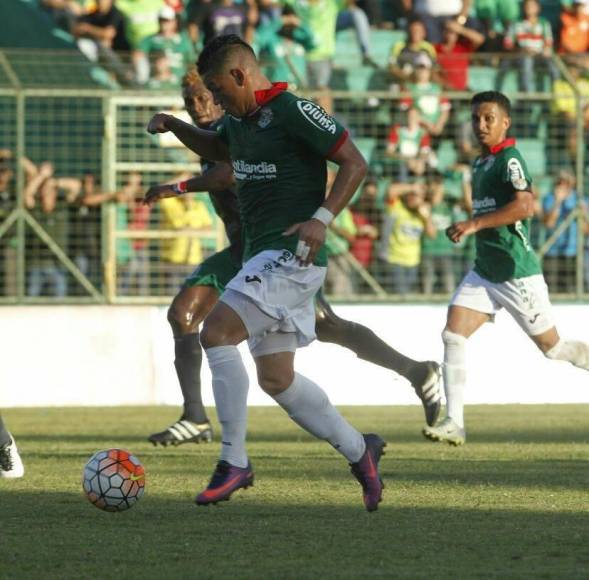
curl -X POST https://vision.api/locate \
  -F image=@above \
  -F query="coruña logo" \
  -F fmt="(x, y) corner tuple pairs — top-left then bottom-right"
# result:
(296, 100), (337, 135)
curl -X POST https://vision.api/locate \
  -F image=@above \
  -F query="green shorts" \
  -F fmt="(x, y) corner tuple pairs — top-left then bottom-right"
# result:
(184, 247), (241, 294)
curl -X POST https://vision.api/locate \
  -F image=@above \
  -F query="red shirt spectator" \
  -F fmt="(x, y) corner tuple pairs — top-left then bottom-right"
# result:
(560, 1), (589, 55)
(434, 19), (484, 90)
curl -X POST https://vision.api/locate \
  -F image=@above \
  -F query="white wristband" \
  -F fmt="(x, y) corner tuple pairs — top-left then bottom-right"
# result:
(312, 207), (335, 227)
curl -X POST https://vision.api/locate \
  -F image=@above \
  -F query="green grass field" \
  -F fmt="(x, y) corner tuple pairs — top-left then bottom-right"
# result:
(1, 405), (588, 579)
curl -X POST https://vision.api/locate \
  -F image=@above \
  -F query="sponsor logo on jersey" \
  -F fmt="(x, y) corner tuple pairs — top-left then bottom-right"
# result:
(296, 100), (337, 135)
(232, 159), (277, 181)
(257, 106), (273, 128)
(507, 158), (528, 190)
(472, 196), (497, 215)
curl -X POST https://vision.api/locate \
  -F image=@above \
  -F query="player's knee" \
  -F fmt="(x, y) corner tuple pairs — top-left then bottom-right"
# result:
(200, 319), (231, 349)
(315, 310), (348, 343)
(257, 367), (294, 396)
(167, 295), (205, 335)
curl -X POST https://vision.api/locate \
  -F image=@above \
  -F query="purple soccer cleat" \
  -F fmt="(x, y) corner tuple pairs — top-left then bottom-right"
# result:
(350, 434), (386, 512)
(195, 460), (254, 506)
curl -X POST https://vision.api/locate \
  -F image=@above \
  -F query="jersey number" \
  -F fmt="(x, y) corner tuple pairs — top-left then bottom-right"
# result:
(245, 275), (261, 284)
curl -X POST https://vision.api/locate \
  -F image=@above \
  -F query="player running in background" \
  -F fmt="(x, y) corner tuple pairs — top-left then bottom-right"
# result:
(147, 34), (387, 511)
(144, 68), (442, 449)
(0, 413), (24, 478)
(423, 91), (589, 446)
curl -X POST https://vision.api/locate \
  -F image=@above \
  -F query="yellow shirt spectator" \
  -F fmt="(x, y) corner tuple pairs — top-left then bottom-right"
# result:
(551, 77), (589, 117)
(160, 196), (212, 265)
(380, 200), (424, 267)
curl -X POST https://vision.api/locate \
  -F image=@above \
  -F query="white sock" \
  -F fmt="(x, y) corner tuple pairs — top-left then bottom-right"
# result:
(442, 330), (467, 428)
(545, 339), (589, 371)
(205, 345), (249, 468)
(273, 373), (366, 463)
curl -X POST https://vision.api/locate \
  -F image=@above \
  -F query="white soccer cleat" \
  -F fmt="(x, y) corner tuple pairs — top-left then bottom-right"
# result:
(422, 417), (466, 446)
(0, 435), (25, 478)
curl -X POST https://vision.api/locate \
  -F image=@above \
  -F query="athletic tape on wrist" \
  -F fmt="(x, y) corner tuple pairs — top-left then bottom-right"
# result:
(172, 181), (188, 195)
(312, 207), (335, 227)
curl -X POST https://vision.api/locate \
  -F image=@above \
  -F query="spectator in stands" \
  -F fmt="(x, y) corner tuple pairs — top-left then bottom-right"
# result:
(285, 0), (377, 111)
(475, 0), (519, 52)
(116, 173), (151, 296)
(376, 182), (435, 294)
(73, 0), (136, 86)
(399, 53), (451, 141)
(541, 170), (585, 294)
(255, 1), (314, 88)
(405, 0), (472, 44)
(116, 0), (165, 52)
(186, 0), (258, 48)
(0, 150), (16, 297)
(385, 107), (435, 181)
(497, 0), (557, 93)
(67, 173), (108, 294)
(388, 15), (437, 89)
(136, 6), (195, 85)
(349, 178), (380, 274)
(325, 207), (358, 296)
(24, 163), (69, 298)
(559, 0), (589, 69)
(323, 169), (357, 295)
(435, 17), (484, 91)
(549, 61), (589, 167)
(146, 49), (181, 88)
(420, 174), (458, 294)
(40, 0), (89, 33)
(159, 192), (213, 295)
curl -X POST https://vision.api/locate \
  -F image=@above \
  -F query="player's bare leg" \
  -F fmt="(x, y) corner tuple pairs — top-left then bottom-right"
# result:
(314, 292), (442, 426)
(148, 285), (219, 447)
(423, 305), (490, 446)
(531, 326), (589, 371)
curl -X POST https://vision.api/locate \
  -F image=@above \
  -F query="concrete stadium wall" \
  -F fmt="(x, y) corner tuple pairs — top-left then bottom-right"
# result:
(1, 304), (588, 408)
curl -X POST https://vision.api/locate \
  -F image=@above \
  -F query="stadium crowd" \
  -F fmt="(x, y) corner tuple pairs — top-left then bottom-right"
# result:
(2, 0), (589, 298)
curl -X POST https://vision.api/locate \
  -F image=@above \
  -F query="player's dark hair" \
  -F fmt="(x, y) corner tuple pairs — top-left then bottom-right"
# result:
(407, 14), (425, 28)
(471, 91), (511, 116)
(197, 34), (256, 77)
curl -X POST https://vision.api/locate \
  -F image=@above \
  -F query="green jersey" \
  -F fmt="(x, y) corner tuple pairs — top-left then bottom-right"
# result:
(139, 32), (195, 79)
(471, 138), (541, 282)
(217, 85), (348, 266)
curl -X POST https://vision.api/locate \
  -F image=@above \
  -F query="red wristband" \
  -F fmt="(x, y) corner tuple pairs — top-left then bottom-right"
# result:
(173, 180), (188, 194)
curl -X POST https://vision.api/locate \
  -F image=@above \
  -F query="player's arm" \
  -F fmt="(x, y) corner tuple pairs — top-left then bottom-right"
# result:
(446, 189), (534, 243)
(147, 113), (230, 162)
(143, 162), (235, 206)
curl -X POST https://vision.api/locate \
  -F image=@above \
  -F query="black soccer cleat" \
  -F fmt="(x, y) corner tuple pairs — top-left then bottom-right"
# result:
(350, 434), (386, 512)
(148, 419), (213, 447)
(195, 460), (254, 506)
(412, 361), (442, 427)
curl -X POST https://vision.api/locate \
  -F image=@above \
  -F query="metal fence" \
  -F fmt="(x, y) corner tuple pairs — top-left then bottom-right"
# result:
(0, 49), (587, 304)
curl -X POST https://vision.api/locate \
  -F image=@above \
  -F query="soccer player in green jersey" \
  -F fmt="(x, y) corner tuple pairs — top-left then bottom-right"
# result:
(147, 35), (386, 511)
(0, 413), (24, 478)
(144, 68), (441, 448)
(423, 91), (589, 446)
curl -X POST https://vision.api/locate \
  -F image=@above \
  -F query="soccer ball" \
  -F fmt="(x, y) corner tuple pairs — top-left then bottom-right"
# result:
(82, 449), (145, 512)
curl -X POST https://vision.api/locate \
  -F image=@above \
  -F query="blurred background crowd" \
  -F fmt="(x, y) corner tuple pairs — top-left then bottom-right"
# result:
(0, 0), (588, 300)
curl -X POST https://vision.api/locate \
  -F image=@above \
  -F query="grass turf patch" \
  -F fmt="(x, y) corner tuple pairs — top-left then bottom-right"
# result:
(0, 405), (588, 579)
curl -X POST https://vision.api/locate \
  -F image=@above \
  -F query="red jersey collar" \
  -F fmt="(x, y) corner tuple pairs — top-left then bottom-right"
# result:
(254, 82), (288, 106)
(489, 137), (516, 154)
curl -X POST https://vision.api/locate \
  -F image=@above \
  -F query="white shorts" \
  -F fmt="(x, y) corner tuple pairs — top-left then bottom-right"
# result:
(451, 269), (555, 336)
(220, 249), (327, 357)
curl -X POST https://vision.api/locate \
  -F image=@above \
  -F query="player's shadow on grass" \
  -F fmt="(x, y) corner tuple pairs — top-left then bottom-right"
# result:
(0, 490), (587, 579)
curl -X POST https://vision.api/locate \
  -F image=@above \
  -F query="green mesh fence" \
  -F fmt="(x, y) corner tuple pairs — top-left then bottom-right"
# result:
(0, 48), (587, 304)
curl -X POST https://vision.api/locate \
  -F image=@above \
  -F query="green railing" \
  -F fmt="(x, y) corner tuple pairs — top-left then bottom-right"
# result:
(0, 49), (587, 304)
